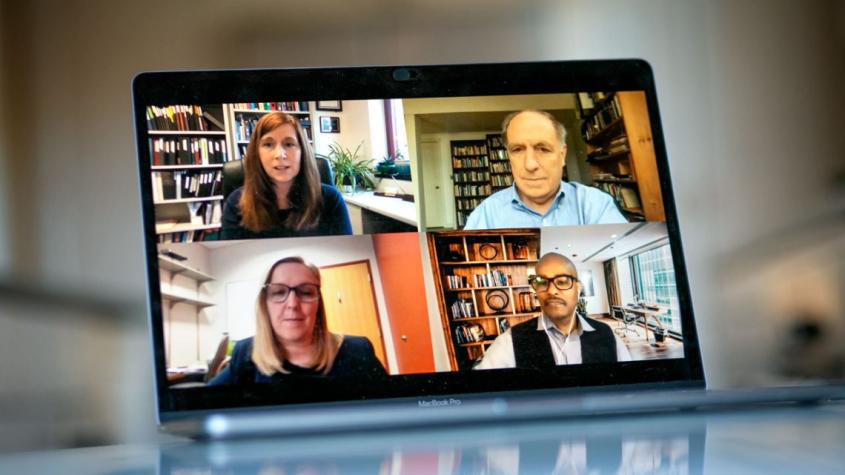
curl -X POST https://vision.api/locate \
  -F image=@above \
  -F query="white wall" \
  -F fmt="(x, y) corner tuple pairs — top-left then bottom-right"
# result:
(204, 235), (399, 373)
(313, 99), (386, 167)
(578, 261), (609, 315)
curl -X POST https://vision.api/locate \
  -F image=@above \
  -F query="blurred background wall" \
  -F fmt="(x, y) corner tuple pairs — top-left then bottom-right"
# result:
(0, 0), (842, 452)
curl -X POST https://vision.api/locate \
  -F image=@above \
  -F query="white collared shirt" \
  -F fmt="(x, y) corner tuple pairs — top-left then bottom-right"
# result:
(474, 314), (632, 370)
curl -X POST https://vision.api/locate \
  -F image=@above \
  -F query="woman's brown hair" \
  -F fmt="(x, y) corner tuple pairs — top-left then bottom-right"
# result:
(239, 112), (322, 232)
(252, 256), (341, 375)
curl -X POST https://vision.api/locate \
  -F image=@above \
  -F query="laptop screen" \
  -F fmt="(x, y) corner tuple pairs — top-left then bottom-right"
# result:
(133, 61), (703, 420)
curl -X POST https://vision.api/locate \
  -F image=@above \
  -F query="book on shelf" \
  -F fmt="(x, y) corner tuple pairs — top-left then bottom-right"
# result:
(452, 144), (488, 156)
(452, 156), (489, 169)
(146, 105), (211, 131)
(454, 183), (492, 197)
(149, 137), (228, 166)
(232, 101), (310, 112)
(514, 290), (539, 313)
(445, 274), (468, 289)
(450, 299), (475, 319)
(159, 229), (219, 244)
(595, 182), (642, 212)
(454, 170), (490, 182)
(491, 174), (513, 187)
(498, 318), (511, 334)
(473, 270), (510, 288)
(454, 324), (487, 344)
(152, 170), (222, 202)
(583, 95), (623, 141)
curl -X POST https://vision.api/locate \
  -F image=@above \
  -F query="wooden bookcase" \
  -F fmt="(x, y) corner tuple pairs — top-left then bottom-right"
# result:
(578, 91), (665, 221)
(427, 229), (541, 370)
(451, 139), (492, 228)
(146, 104), (230, 243)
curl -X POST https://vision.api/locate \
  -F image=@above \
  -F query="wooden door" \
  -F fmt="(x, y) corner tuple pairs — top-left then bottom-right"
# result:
(372, 232), (436, 375)
(420, 140), (449, 229)
(320, 261), (388, 370)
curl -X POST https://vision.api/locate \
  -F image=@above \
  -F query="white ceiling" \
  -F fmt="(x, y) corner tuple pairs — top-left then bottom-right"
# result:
(540, 222), (669, 263)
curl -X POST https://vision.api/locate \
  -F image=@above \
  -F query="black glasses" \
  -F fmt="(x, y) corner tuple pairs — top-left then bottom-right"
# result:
(528, 274), (579, 292)
(263, 283), (321, 303)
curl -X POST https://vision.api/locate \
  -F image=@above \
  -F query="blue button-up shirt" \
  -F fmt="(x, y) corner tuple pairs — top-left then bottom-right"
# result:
(463, 181), (627, 230)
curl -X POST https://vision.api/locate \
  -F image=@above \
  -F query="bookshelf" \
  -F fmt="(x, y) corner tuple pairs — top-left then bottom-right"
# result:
(486, 134), (513, 191)
(146, 104), (230, 243)
(578, 91), (665, 221)
(158, 252), (217, 368)
(226, 102), (314, 162)
(427, 229), (541, 370)
(451, 139), (491, 228)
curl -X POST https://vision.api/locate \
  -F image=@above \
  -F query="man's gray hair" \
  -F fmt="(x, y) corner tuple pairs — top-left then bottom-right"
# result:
(501, 109), (567, 147)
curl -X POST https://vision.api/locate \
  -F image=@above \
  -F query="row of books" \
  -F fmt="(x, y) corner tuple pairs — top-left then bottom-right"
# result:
(149, 137), (228, 166)
(231, 102), (309, 112)
(454, 324), (487, 344)
(454, 183), (492, 198)
(456, 197), (484, 211)
(490, 162), (511, 174)
(452, 144), (488, 156)
(146, 105), (212, 131)
(487, 135), (504, 149)
(595, 182), (642, 211)
(491, 175), (514, 187)
(234, 115), (312, 142)
(158, 229), (219, 243)
(514, 290), (539, 313)
(445, 275), (468, 290)
(583, 94), (623, 141)
(450, 299), (475, 319)
(454, 170), (489, 182)
(488, 148), (507, 161)
(152, 170), (222, 202)
(453, 157), (489, 169)
(474, 270), (510, 288)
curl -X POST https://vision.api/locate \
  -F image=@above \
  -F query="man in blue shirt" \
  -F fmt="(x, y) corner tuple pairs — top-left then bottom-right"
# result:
(464, 110), (626, 229)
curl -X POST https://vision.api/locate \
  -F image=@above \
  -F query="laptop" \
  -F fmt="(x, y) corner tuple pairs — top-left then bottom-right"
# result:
(133, 60), (708, 438)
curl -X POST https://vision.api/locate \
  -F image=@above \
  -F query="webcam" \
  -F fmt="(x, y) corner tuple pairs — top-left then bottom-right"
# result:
(392, 68), (420, 82)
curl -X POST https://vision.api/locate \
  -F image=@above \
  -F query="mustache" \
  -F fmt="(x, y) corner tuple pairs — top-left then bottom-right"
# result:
(545, 298), (567, 305)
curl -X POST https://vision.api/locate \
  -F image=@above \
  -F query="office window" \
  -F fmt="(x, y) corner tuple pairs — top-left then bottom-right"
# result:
(630, 244), (681, 332)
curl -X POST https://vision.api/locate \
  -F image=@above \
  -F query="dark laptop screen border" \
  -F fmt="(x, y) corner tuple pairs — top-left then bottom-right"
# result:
(133, 60), (704, 415)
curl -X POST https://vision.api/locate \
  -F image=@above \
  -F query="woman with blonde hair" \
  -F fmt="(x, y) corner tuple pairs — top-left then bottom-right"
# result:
(221, 112), (352, 239)
(208, 256), (386, 385)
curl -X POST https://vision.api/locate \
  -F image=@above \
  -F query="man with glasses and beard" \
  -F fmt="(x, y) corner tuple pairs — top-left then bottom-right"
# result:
(475, 252), (631, 370)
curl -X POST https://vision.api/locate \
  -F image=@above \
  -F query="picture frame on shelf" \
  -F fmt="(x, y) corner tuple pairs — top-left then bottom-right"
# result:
(316, 100), (342, 111)
(319, 116), (340, 134)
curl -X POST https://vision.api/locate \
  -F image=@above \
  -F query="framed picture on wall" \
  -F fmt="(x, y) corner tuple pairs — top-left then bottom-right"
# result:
(319, 116), (340, 133)
(581, 269), (595, 297)
(316, 100), (342, 111)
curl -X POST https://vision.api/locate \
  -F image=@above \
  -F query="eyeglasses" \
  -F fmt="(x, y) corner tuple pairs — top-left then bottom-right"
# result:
(528, 274), (579, 292)
(263, 283), (321, 303)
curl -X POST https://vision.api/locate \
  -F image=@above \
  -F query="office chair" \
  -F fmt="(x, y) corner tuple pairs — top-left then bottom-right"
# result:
(221, 154), (335, 202)
(612, 306), (638, 338)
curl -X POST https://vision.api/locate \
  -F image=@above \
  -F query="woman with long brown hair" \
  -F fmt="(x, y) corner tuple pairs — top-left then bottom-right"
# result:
(208, 256), (386, 385)
(221, 112), (352, 239)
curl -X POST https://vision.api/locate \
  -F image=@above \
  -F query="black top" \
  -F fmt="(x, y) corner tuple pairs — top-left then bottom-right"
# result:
(207, 335), (388, 386)
(220, 184), (352, 240)
(510, 316), (617, 369)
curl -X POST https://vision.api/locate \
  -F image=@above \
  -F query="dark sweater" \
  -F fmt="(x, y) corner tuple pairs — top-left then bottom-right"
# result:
(207, 336), (387, 385)
(510, 316), (617, 368)
(220, 184), (352, 240)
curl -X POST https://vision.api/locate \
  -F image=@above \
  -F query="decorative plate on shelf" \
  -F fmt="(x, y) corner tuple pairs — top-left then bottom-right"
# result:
(485, 289), (509, 312)
(479, 243), (498, 260)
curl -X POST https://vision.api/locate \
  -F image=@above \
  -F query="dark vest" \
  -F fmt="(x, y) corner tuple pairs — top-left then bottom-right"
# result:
(511, 316), (616, 368)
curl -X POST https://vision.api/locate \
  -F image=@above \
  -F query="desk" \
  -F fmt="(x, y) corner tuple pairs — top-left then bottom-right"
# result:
(623, 305), (667, 346)
(342, 192), (417, 233)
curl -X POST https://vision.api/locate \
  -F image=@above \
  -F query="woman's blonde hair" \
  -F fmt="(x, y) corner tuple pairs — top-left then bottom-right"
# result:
(252, 256), (341, 375)
(239, 112), (323, 233)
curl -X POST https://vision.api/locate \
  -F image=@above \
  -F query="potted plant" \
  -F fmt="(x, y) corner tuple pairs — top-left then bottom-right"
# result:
(374, 150), (404, 178)
(326, 142), (375, 193)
